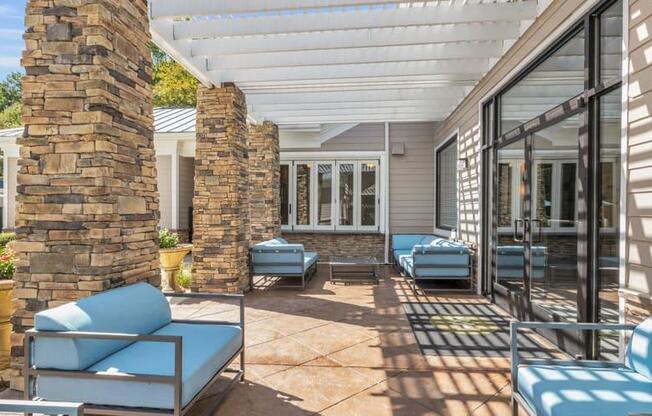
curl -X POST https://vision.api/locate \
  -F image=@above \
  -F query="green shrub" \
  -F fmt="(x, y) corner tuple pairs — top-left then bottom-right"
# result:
(0, 232), (16, 248)
(177, 266), (192, 289)
(0, 248), (15, 280)
(159, 228), (179, 249)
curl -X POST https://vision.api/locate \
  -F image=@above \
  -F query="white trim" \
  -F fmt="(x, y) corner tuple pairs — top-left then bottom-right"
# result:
(384, 122), (390, 263)
(619, 0), (629, 357)
(434, 129), (459, 238)
(281, 151), (385, 161)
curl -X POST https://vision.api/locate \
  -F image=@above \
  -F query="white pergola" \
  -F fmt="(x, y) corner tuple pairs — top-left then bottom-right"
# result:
(149, 0), (548, 126)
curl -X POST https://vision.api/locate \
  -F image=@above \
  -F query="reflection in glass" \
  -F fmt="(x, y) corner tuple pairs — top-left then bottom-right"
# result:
(601, 0), (623, 83)
(280, 164), (289, 226)
(535, 164), (553, 228)
(339, 163), (354, 226)
(496, 139), (525, 291)
(530, 114), (580, 323)
(437, 141), (458, 229)
(361, 163), (377, 226)
(599, 87), (622, 358)
(296, 163), (311, 226)
(500, 29), (585, 134)
(560, 163), (577, 228)
(317, 164), (332, 226)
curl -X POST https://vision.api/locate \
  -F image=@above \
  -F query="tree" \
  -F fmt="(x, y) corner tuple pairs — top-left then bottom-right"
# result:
(151, 44), (198, 107)
(0, 72), (22, 129)
(0, 72), (21, 112)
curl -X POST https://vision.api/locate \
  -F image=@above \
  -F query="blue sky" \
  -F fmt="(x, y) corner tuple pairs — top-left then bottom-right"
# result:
(0, 1), (25, 80)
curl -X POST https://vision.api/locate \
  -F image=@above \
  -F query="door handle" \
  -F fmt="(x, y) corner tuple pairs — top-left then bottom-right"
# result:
(513, 219), (524, 243)
(531, 219), (543, 243)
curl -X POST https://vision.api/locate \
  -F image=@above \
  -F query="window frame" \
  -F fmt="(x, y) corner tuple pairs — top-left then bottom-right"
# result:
(435, 133), (459, 232)
(280, 161), (292, 231)
(282, 155), (383, 233)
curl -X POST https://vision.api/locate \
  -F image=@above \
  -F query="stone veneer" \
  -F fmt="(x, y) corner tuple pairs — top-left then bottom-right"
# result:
(14, 0), (159, 389)
(248, 122), (280, 245)
(282, 233), (386, 262)
(193, 84), (250, 292)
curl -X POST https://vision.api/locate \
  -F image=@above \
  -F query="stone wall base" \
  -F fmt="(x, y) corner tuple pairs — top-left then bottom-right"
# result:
(282, 233), (386, 262)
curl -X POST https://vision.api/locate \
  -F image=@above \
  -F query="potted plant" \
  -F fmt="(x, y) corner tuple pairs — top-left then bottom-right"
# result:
(158, 229), (192, 292)
(0, 233), (16, 369)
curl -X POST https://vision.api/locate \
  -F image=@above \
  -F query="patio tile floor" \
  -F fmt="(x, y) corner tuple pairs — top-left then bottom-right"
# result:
(0, 264), (523, 416)
(190, 264), (520, 416)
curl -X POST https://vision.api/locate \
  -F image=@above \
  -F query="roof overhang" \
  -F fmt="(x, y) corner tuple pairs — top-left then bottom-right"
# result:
(148, 1), (546, 125)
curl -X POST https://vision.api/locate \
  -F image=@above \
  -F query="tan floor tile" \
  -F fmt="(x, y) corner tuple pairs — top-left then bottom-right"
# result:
(263, 365), (381, 413)
(321, 381), (442, 416)
(289, 322), (375, 355)
(245, 336), (321, 366)
(244, 320), (285, 347)
(246, 363), (292, 380)
(327, 336), (430, 370)
(385, 369), (511, 415)
(264, 313), (333, 336)
(203, 379), (312, 416)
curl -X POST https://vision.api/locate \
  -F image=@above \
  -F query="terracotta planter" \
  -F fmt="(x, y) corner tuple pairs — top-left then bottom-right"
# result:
(0, 280), (12, 369)
(159, 244), (192, 292)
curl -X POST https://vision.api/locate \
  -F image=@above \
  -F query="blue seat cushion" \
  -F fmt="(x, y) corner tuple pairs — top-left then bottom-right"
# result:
(626, 316), (652, 380)
(392, 234), (433, 251)
(401, 256), (470, 279)
(518, 364), (652, 416)
(304, 252), (319, 270)
(36, 323), (243, 410)
(34, 283), (171, 370)
(393, 249), (412, 264)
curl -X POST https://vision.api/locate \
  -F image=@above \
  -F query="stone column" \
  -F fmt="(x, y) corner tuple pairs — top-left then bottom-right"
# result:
(248, 122), (280, 245)
(14, 0), (159, 389)
(193, 84), (250, 292)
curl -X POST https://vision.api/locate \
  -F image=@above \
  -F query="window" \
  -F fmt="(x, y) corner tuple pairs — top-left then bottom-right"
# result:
(436, 136), (458, 231)
(283, 159), (381, 232)
(280, 163), (290, 228)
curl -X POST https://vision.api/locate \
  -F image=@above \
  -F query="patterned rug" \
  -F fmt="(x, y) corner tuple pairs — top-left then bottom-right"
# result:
(403, 302), (560, 358)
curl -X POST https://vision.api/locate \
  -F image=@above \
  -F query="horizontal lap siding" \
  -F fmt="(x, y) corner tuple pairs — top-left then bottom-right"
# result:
(626, 0), (652, 296)
(319, 123), (384, 151)
(389, 122), (437, 234)
(433, 0), (585, 250)
(156, 154), (172, 230)
(178, 156), (194, 232)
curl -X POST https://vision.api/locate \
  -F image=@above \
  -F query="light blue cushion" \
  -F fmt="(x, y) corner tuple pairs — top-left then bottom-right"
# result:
(36, 323), (243, 409)
(393, 249), (412, 264)
(626, 317), (652, 380)
(275, 237), (289, 244)
(420, 235), (437, 245)
(496, 246), (546, 280)
(304, 252), (319, 270)
(33, 283), (171, 371)
(402, 256), (470, 278)
(392, 234), (433, 251)
(517, 364), (652, 416)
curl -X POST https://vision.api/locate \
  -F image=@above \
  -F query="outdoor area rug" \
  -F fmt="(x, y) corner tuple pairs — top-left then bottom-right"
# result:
(403, 302), (560, 359)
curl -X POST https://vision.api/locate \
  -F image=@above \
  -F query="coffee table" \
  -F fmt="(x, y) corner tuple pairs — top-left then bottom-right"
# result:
(329, 256), (380, 284)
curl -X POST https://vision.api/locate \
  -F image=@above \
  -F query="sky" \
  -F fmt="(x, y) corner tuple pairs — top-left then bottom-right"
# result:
(0, 1), (25, 80)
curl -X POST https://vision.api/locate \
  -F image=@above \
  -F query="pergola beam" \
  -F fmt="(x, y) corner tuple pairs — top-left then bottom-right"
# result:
(274, 113), (449, 124)
(171, 2), (538, 39)
(151, 0), (409, 19)
(208, 42), (504, 70)
(245, 87), (467, 105)
(219, 59), (489, 83)
(249, 99), (462, 113)
(189, 22), (521, 56)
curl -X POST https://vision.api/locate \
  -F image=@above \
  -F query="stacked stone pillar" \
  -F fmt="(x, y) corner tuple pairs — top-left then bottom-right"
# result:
(248, 122), (280, 245)
(193, 84), (250, 292)
(13, 0), (159, 389)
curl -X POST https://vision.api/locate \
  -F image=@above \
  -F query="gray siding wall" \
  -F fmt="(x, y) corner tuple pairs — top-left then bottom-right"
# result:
(320, 123), (384, 151)
(389, 122), (438, 234)
(178, 156), (194, 231)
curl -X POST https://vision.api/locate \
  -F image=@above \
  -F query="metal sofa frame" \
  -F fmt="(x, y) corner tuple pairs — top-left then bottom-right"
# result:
(392, 246), (473, 294)
(250, 247), (318, 289)
(24, 292), (245, 416)
(510, 321), (638, 416)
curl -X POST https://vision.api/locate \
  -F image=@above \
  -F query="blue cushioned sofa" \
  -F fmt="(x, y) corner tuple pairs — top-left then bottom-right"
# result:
(24, 283), (244, 416)
(511, 318), (652, 416)
(250, 237), (319, 289)
(391, 234), (472, 292)
(496, 246), (547, 282)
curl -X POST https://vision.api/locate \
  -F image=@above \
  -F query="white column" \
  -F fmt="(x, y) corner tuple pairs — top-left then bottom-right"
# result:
(171, 142), (180, 230)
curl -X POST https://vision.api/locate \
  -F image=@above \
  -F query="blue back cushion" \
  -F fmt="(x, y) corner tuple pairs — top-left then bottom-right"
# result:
(626, 317), (652, 380)
(34, 282), (171, 370)
(392, 235), (433, 251)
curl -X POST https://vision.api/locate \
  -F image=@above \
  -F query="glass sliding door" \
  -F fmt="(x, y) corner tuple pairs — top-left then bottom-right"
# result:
(295, 162), (312, 229)
(337, 162), (356, 230)
(530, 115), (581, 325)
(280, 163), (291, 230)
(316, 162), (334, 230)
(360, 161), (378, 230)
